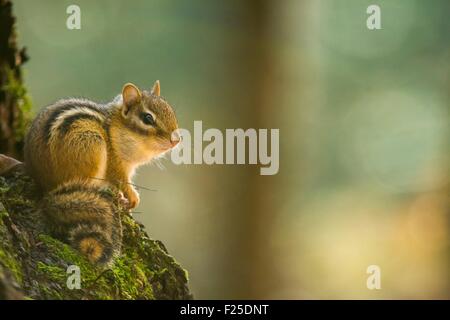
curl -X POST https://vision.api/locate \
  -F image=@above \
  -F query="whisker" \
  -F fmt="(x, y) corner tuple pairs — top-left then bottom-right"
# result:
(153, 158), (166, 170)
(88, 177), (157, 192)
(126, 181), (158, 192)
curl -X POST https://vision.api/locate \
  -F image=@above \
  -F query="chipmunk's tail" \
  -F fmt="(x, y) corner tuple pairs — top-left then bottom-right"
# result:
(41, 179), (122, 266)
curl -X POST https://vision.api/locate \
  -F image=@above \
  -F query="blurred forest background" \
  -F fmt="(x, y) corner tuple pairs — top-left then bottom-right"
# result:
(11, 0), (449, 298)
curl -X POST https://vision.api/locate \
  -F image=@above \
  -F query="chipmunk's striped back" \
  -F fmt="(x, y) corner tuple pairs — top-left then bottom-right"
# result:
(25, 99), (112, 193)
(43, 100), (108, 143)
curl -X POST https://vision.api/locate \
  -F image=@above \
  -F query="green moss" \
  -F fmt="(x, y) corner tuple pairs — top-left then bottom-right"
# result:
(0, 185), (10, 194)
(0, 213), (23, 284)
(38, 234), (100, 284)
(35, 235), (106, 299)
(36, 262), (66, 282)
(2, 66), (32, 142)
(38, 235), (92, 271)
(0, 248), (22, 284)
(38, 285), (64, 300)
(37, 233), (156, 300)
(110, 254), (155, 299)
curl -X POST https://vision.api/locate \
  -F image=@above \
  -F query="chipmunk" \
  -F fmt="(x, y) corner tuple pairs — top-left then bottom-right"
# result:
(24, 81), (180, 265)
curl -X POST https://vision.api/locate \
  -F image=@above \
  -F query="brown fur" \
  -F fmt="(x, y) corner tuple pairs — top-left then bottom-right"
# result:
(24, 82), (178, 207)
(79, 238), (104, 263)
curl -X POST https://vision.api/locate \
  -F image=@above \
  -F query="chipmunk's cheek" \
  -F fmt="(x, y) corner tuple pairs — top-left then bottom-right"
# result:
(145, 139), (169, 156)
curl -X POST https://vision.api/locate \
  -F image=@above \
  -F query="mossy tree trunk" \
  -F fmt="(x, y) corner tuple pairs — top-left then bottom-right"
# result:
(0, 0), (30, 160)
(0, 165), (192, 300)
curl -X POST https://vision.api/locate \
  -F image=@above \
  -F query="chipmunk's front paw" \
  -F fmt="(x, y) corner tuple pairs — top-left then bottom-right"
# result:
(117, 191), (129, 208)
(123, 187), (140, 209)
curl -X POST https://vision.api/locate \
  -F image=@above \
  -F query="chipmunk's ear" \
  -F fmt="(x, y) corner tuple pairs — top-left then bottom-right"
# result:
(150, 80), (160, 96)
(122, 83), (141, 116)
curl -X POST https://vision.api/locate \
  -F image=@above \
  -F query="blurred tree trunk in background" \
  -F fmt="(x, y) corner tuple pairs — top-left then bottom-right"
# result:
(230, 0), (279, 298)
(0, 0), (30, 160)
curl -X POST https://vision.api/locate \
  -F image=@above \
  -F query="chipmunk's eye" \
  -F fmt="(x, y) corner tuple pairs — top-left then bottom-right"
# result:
(141, 113), (155, 126)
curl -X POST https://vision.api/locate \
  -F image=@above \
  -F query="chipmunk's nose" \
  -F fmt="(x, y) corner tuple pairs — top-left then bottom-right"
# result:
(170, 130), (181, 147)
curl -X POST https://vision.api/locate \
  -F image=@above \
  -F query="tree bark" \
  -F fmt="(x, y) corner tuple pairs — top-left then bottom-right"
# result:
(0, 0), (30, 160)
